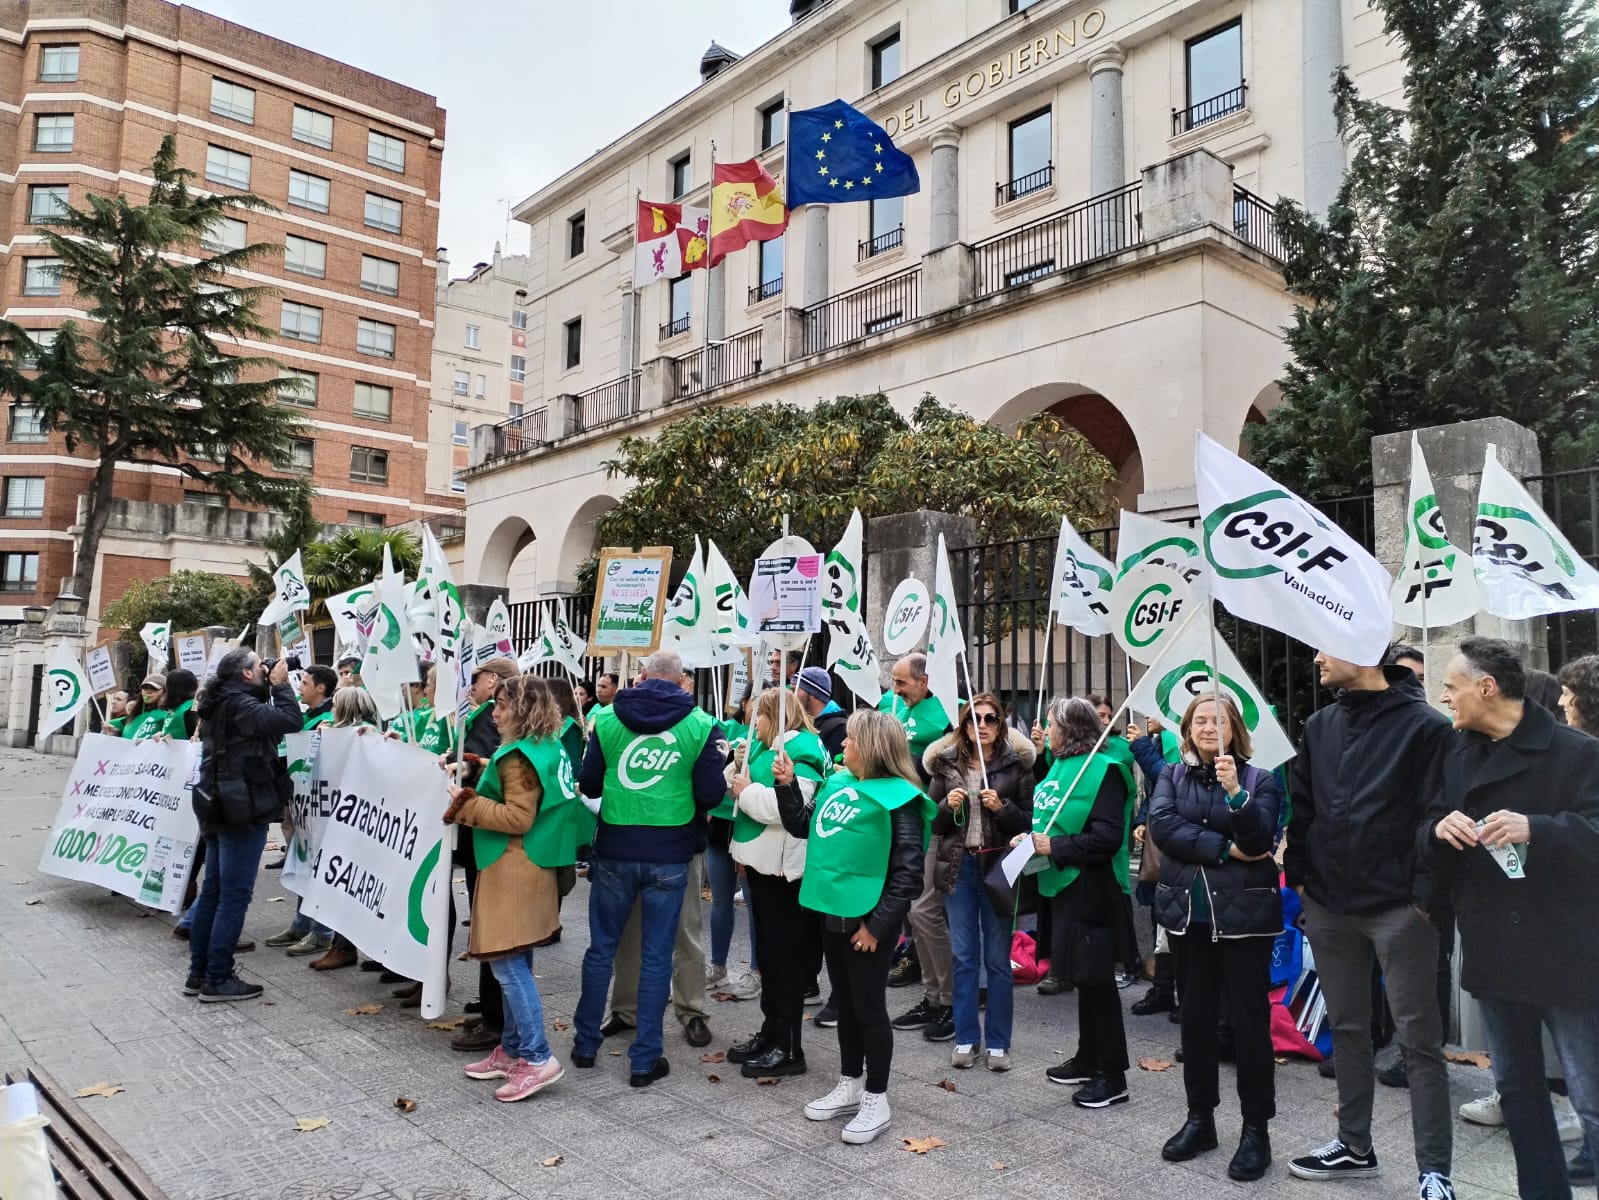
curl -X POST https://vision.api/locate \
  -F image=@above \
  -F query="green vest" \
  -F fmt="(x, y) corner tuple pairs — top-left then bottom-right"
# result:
(1102, 735), (1134, 768)
(302, 707), (334, 732)
(710, 727), (752, 822)
(733, 730), (828, 843)
(1031, 752), (1134, 898)
(719, 719), (749, 746)
(559, 716), (584, 774)
(884, 694), (950, 761)
(593, 706), (714, 827)
(1160, 729), (1182, 765)
(124, 709), (169, 740)
(473, 735), (585, 869)
(418, 713), (451, 755)
(164, 700), (195, 740)
(800, 774), (930, 918)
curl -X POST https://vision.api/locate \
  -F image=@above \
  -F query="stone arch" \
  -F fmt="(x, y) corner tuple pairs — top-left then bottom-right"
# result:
(477, 515), (535, 590)
(988, 383), (1145, 511)
(556, 492), (621, 589)
(1239, 381), (1283, 458)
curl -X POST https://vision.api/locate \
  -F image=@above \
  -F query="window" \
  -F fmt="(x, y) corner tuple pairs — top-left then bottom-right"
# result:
(563, 318), (582, 370)
(508, 402), (523, 420)
(0, 553), (39, 593)
(292, 105), (334, 149)
(183, 490), (225, 510)
(279, 437), (314, 475)
(1005, 107), (1053, 201)
(452, 370), (470, 396)
(667, 275), (692, 336)
(204, 144), (252, 189)
(277, 367), (318, 407)
(511, 309), (528, 330)
(464, 324), (481, 349)
(353, 382), (392, 420)
(509, 355), (527, 382)
(23, 259), (62, 296)
(209, 78), (256, 124)
(755, 235), (784, 300)
(349, 446), (389, 484)
(15, 331), (56, 371)
(280, 300), (323, 343)
(865, 199), (904, 257)
(358, 318), (396, 358)
(452, 420), (468, 446)
(760, 100), (786, 151)
(367, 130), (405, 171)
(9, 405), (47, 443)
(567, 212), (586, 258)
(364, 193), (403, 233)
(203, 216), (247, 252)
(34, 114), (74, 153)
(288, 169), (331, 213)
(347, 510), (385, 529)
(1182, 20), (1246, 131)
(39, 44), (80, 82)
(473, 374), (486, 397)
(3, 478), (44, 518)
(28, 186), (69, 224)
(1008, 0), (1043, 11)
(870, 30), (901, 89)
(451, 472), (467, 495)
(670, 154), (692, 199)
(361, 255), (400, 295)
(283, 235), (327, 279)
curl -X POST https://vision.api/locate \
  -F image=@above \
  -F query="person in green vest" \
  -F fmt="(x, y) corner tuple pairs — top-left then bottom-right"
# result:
(546, 677), (587, 777)
(298, 666), (337, 731)
(724, 687), (830, 1079)
(161, 670), (200, 740)
(443, 674), (568, 1103)
(706, 692), (759, 997)
(770, 708), (932, 1146)
(584, 671), (619, 733)
(1026, 696), (1137, 1110)
(123, 674), (170, 739)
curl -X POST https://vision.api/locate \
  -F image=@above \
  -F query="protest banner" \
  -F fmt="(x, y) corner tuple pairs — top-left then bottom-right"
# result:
(590, 547), (673, 655)
(750, 537), (823, 645)
(38, 733), (201, 913)
(882, 578), (930, 655)
(85, 644), (118, 696)
(174, 632), (207, 674)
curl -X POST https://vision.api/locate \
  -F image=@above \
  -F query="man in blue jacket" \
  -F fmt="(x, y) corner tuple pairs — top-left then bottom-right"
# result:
(572, 648), (727, 1086)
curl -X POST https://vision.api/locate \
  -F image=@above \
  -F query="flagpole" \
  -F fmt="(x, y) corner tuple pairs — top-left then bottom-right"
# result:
(957, 650), (989, 791)
(781, 99), (793, 364)
(1036, 606), (1055, 724)
(1204, 585), (1229, 758)
(705, 139), (717, 387)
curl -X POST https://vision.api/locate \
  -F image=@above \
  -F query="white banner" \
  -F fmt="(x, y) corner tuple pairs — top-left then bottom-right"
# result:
(38, 733), (201, 912)
(279, 730), (323, 895)
(1473, 446), (1599, 619)
(1391, 434), (1478, 627)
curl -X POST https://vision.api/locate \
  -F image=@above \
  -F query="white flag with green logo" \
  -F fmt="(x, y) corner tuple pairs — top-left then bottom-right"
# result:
(327, 584), (379, 657)
(826, 608), (883, 708)
(703, 540), (756, 667)
(824, 508), (865, 617)
(140, 620), (172, 670)
(1392, 434), (1478, 627)
(1474, 446), (1599, 618)
(1117, 509), (1207, 585)
(39, 643), (90, 738)
(550, 599), (588, 675)
(485, 597), (515, 657)
(1049, 515), (1115, 636)
(664, 538), (713, 667)
(409, 528), (448, 652)
(1197, 432), (1394, 665)
(925, 534), (965, 731)
(363, 545), (417, 721)
(259, 549), (310, 625)
(1128, 616), (1295, 771)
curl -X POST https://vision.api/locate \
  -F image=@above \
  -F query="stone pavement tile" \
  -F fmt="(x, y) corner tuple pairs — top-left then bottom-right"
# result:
(727, 1149), (914, 1199)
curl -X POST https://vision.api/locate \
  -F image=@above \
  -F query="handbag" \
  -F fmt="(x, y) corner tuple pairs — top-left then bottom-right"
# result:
(1137, 836), (1162, 884)
(982, 851), (1039, 920)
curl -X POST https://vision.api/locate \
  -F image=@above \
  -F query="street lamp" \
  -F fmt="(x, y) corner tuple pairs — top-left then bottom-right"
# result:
(55, 591), (84, 617)
(21, 605), (47, 625)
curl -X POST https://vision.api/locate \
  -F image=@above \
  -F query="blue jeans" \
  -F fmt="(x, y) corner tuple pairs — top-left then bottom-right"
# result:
(706, 843), (757, 972)
(1479, 995), (1599, 1200)
(574, 856), (688, 1073)
(187, 823), (270, 986)
(943, 852), (1014, 1051)
(288, 898), (331, 939)
(489, 951), (551, 1065)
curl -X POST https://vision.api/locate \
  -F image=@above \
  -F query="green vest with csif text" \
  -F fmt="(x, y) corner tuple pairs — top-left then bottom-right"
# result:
(593, 706), (714, 827)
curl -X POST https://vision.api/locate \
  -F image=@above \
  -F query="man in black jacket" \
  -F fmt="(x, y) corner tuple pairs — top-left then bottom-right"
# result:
(1284, 653), (1456, 1196)
(1432, 638), (1599, 1200)
(797, 667), (848, 760)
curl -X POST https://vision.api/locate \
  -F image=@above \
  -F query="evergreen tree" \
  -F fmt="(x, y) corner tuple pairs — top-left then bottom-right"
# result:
(0, 135), (308, 596)
(1251, 0), (1599, 497)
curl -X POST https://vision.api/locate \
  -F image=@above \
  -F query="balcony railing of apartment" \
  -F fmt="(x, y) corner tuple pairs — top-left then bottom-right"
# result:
(1232, 186), (1285, 260)
(672, 326), (763, 401)
(1172, 83), (1248, 135)
(857, 225), (905, 262)
(801, 266), (921, 357)
(423, 513), (466, 543)
(748, 276), (783, 304)
(659, 314), (691, 341)
(996, 163), (1053, 207)
(578, 372), (641, 432)
(499, 408), (547, 455)
(973, 182), (1143, 298)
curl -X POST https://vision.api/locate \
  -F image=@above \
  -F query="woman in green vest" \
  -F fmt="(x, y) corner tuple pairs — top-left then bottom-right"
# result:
(123, 674), (170, 739)
(706, 693), (758, 995)
(771, 708), (931, 1146)
(546, 677), (587, 776)
(162, 670), (200, 740)
(1023, 696), (1137, 1109)
(443, 674), (570, 1103)
(725, 687), (829, 1079)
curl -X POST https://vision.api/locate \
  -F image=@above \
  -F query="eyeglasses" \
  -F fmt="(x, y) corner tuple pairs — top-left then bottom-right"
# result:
(975, 712), (1003, 727)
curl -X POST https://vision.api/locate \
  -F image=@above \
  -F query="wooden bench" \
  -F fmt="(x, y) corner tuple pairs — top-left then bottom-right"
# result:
(2, 1066), (168, 1199)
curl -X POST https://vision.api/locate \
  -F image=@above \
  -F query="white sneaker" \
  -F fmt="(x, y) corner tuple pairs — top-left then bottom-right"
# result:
(805, 1075), (863, 1121)
(842, 1090), (891, 1144)
(704, 963), (727, 987)
(725, 969), (761, 1000)
(1459, 1091), (1504, 1127)
(987, 1049), (1012, 1072)
(951, 1043), (978, 1069)
(1552, 1093), (1584, 1144)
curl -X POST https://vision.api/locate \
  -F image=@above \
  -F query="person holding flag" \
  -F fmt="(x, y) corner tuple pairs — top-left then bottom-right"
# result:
(123, 674), (170, 740)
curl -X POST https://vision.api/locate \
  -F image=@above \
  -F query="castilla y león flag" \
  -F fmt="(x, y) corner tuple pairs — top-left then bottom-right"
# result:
(709, 159), (788, 265)
(634, 201), (709, 287)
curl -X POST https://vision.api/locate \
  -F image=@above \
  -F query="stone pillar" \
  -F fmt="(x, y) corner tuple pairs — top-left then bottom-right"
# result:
(469, 423), (503, 468)
(707, 263), (726, 343)
(760, 307), (788, 371)
(928, 125), (962, 252)
(546, 393), (581, 440)
(921, 242), (974, 314)
(39, 610), (89, 755)
(1302, 0), (1345, 218)
(0, 628), (15, 738)
(639, 355), (674, 412)
(1089, 45), (1128, 256)
(4, 622), (45, 748)
(864, 510), (978, 683)
(1140, 148), (1235, 242)
(802, 205), (829, 310)
(618, 277), (639, 375)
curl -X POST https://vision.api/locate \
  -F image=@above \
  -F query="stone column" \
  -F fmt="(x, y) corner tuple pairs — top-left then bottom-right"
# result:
(1302, 0), (1345, 218)
(928, 125), (962, 252)
(617, 276), (639, 375)
(802, 206), (829, 309)
(1089, 45), (1128, 256)
(4, 623), (45, 748)
(1140, 148), (1235, 241)
(458, 584), (510, 626)
(864, 510), (978, 684)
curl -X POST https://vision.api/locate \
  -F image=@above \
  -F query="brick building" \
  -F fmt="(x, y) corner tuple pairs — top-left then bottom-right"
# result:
(0, 0), (452, 619)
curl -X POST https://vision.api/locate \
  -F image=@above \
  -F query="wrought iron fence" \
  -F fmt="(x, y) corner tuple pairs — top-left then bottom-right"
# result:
(857, 226), (904, 261)
(1528, 467), (1599, 667)
(972, 182), (1142, 298)
(672, 327), (763, 401)
(749, 276), (783, 304)
(578, 372), (640, 432)
(996, 163), (1054, 207)
(800, 266), (920, 356)
(1233, 187), (1285, 260)
(1173, 83), (1248, 135)
(659, 314), (691, 341)
(498, 408), (546, 456)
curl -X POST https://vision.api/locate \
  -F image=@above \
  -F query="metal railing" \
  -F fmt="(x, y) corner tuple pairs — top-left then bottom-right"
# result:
(996, 163), (1053, 207)
(1527, 466), (1599, 668)
(800, 266), (920, 356)
(672, 326), (763, 401)
(659, 314), (691, 341)
(1233, 186), (1285, 260)
(498, 408), (547, 455)
(973, 182), (1142, 298)
(748, 276), (783, 304)
(857, 226), (904, 261)
(578, 372), (641, 432)
(1173, 83), (1248, 135)
(423, 513), (465, 543)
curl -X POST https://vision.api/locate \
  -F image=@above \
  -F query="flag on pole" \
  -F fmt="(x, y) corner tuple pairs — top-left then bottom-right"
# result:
(1049, 516), (1115, 636)
(1473, 445), (1599, 618)
(259, 550), (310, 625)
(786, 100), (921, 208)
(709, 159), (788, 265)
(485, 597), (515, 657)
(1117, 509), (1207, 584)
(409, 528), (447, 656)
(524, 605), (560, 670)
(327, 584), (379, 658)
(38, 643), (90, 738)
(1392, 433), (1478, 627)
(823, 508), (865, 617)
(633, 200), (710, 287)
(826, 608), (882, 707)
(140, 621), (172, 670)
(703, 539), (756, 666)
(663, 538), (711, 666)
(925, 534), (964, 730)
(363, 545), (416, 721)
(549, 600), (588, 675)
(1197, 432), (1395, 665)
(454, 619), (479, 727)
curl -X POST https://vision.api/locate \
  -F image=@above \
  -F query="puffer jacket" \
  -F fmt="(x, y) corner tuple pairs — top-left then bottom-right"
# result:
(925, 729), (1035, 893)
(729, 729), (820, 880)
(1148, 757), (1283, 937)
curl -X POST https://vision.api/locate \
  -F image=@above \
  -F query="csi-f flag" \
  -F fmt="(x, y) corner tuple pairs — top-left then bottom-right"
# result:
(1118, 509), (1206, 584)
(39, 643), (90, 738)
(141, 621), (172, 669)
(1392, 433), (1478, 627)
(1197, 432), (1394, 665)
(327, 584), (379, 657)
(663, 538), (711, 666)
(925, 534), (965, 730)
(485, 597), (515, 657)
(703, 539), (755, 666)
(363, 545), (417, 721)
(1049, 516), (1115, 636)
(1473, 446), (1599, 619)
(259, 550), (310, 625)
(786, 99), (921, 208)
(826, 607), (882, 707)
(549, 600), (588, 675)
(823, 508), (865, 617)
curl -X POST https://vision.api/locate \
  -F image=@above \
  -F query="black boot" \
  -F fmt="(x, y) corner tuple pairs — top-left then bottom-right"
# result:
(1162, 1111), (1219, 1162)
(1133, 952), (1176, 1015)
(740, 1042), (807, 1078)
(1228, 1124), (1272, 1182)
(726, 1032), (775, 1064)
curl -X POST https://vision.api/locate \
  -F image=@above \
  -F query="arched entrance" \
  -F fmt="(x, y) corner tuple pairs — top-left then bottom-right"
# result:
(556, 493), (620, 590)
(478, 515), (535, 590)
(990, 383), (1144, 510)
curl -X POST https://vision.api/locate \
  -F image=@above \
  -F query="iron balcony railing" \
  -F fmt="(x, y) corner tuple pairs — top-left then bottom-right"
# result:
(800, 266), (920, 357)
(996, 163), (1053, 207)
(578, 372), (641, 432)
(972, 182), (1142, 298)
(1232, 186), (1285, 260)
(1173, 82), (1248, 135)
(748, 276), (783, 304)
(671, 326), (763, 401)
(497, 408), (546, 455)
(659, 314), (691, 341)
(857, 225), (904, 261)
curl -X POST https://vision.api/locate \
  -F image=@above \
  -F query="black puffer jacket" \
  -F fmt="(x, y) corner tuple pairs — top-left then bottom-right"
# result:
(194, 677), (302, 832)
(926, 731), (1035, 893)
(1149, 758), (1283, 937)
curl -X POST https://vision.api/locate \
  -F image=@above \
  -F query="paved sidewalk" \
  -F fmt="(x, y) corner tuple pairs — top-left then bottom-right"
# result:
(0, 747), (1565, 1200)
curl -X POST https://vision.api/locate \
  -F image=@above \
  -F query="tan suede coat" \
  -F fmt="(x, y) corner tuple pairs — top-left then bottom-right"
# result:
(452, 754), (561, 959)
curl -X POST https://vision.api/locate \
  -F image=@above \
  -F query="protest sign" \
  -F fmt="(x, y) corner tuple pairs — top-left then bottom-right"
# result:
(85, 644), (118, 696)
(750, 537), (823, 647)
(590, 547), (673, 655)
(882, 578), (930, 655)
(174, 632), (207, 674)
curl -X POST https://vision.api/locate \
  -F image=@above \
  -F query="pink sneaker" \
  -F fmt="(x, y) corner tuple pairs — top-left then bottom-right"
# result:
(463, 1044), (515, 1080)
(495, 1056), (564, 1102)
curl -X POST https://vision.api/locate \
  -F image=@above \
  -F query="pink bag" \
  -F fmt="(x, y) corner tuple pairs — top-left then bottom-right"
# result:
(1269, 984), (1327, 1060)
(1010, 930), (1050, 984)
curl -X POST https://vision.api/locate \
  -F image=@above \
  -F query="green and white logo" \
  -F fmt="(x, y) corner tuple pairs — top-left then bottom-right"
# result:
(882, 578), (930, 654)
(813, 787), (863, 839)
(1152, 658), (1263, 731)
(1203, 490), (1351, 581)
(618, 731), (683, 790)
(47, 667), (81, 714)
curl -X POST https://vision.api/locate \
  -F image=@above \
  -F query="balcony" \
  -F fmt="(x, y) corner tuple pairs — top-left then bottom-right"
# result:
(857, 226), (904, 261)
(578, 372), (641, 432)
(1172, 83), (1248, 136)
(801, 267), (920, 357)
(1232, 186), (1284, 259)
(672, 327), (762, 401)
(996, 163), (1053, 207)
(659, 314), (691, 341)
(973, 182), (1142, 297)
(748, 277), (783, 305)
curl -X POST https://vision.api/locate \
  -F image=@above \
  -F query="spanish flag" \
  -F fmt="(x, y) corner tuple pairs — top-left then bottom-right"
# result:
(709, 159), (788, 265)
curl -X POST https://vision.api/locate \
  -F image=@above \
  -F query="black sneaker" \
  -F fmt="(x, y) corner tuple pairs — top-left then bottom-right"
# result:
(198, 975), (263, 1004)
(1071, 1073), (1129, 1109)
(182, 975), (203, 997)
(1046, 1055), (1094, 1086)
(1288, 1138), (1379, 1180)
(803, 982), (822, 1006)
(814, 999), (840, 1029)
(886, 956), (922, 988)
(922, 1007), (956, 1042)
(1317, 1055), (1337, 1079)
(1418, 1172), (1457, 1200)
(1378, 1057), (1409, 1089)
(1131, 986), (1176, 1016)
(891, 998), (937, 1030)
(1037, 974), (1072, 995)
(629, 1057), (670, 1088)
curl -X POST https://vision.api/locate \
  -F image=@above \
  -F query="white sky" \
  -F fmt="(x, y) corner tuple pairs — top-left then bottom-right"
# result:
(186, 0), (794, 267)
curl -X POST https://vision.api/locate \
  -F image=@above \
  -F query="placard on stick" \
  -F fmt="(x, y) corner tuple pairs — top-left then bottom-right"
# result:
(589, 547), (674, 657)
(174, 631), (208, 674)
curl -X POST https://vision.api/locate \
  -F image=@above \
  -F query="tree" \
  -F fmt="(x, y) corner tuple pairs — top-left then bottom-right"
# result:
(101, 570), (252, 678)
(0, 135), (309, 597)
(301, 528), (421, 620)
(1250, 0), (1599, 497)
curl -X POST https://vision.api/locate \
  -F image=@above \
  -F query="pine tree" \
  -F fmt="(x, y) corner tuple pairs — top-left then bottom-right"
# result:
(0, 135), (309, 597)
(1251, 0), (1599, 497)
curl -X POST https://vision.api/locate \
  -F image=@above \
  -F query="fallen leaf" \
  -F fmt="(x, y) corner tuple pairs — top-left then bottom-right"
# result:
(1137, 1057), (1175, 1072)
(703, 1133), (718, 1140)
(74, 1082), (123, 1099)
(394, 1097), (417, 1114)
(541, 1156), (563, 1168)
(706, 1074), (721, 1083)
(293, 1117), (331, 1133)
(990, 1162), (1009, 1172)
(608, 1050), (622, 1057)
(901, 1136), (947, 1155)
(1274, 1056), (1289, 1065)
(267, 896), (285, 903)
(700, 1051), (726, 1063)
(426, 1017), (466, 1031)
(755, 1076), (781, 1086)
(344, 1004), (383, 1016)
(1446, 1050), (1492, 1069)
(552, 1018), (570, 1031)
(933, 1078), (957, 1093)
(711, 991), (739, 1002)
(23, 899), (42, 906)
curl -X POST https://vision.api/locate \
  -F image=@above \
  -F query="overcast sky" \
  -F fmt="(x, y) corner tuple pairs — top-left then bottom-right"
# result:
(187, 0), (793, 266)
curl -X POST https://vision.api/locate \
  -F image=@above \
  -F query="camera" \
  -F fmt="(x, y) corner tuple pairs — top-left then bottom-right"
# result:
(262, 655), (303, 672)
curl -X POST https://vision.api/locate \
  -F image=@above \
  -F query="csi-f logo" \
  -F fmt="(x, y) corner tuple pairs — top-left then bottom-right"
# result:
(1474, 505), (1580, 601)
(618, 731), (683, 790)
(1400, 496), (1463, 604)
(607, 561), (623, 577)
(667, 575), (700, 627)
(813, 788), (863, 838)
(888, 592), (926, 639)
(1057, 553), (1112, 616)
(824, 551), (859, 614)
(1123, 581), (1184, 650)
(1152, 660), (1262, 730)
(1032, 780), (1066, 821)
(1204, 491), (1350, 579)
(555, 753), (578, 801)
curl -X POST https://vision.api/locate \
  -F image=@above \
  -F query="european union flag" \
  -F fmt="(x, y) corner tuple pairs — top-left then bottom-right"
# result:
(786, 99), (921, 207)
